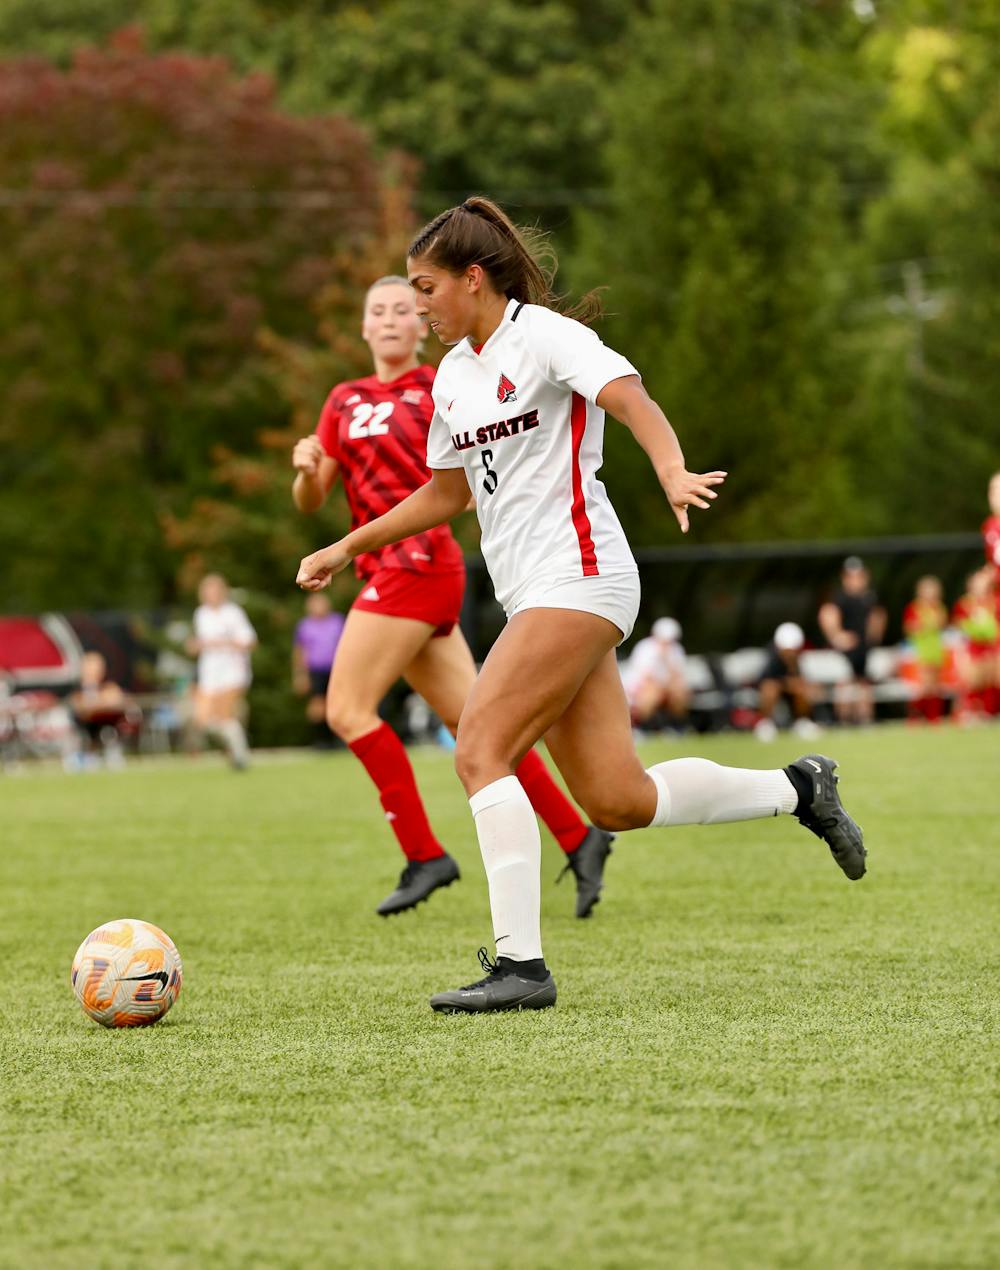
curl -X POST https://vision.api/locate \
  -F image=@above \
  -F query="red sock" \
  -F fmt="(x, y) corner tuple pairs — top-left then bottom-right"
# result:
(349, 723), (444, 863)
(515, 748), (588, 855)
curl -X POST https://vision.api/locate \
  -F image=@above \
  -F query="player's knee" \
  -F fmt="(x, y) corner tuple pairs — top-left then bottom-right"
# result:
(453, 736), (485, 793)
(325, 693), (376, 743)
(453, 729), (506, 795)
(578, 787), (647, 832)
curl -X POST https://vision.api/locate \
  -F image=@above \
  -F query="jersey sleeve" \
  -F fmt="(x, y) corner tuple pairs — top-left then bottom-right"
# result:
(425, 370), (464, 469)
(525, 306), (640, 403)
(315, 388), (344, 460)
(230, 606), (257, 646)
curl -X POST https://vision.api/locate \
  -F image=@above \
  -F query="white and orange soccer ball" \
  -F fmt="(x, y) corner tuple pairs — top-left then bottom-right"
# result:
(71, 919), (183, 1028)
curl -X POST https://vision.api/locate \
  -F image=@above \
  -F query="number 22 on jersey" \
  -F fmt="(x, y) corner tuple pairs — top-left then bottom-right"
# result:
(348, 401), (394, 439)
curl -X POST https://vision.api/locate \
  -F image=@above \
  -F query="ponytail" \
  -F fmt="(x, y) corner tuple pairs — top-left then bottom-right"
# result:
(407, 195), (604, 325)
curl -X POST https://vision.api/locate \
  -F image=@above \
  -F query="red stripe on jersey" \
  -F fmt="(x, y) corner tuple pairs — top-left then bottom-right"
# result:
(346, 462), (416, 573)
(569, 391), (599, 577)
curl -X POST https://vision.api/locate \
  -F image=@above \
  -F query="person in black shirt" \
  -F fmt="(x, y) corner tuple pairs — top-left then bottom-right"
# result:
(818, 557), (886, 724)
(754, 622), (820, 741)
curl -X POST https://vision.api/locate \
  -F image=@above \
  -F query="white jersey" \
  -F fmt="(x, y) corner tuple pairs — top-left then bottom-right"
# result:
(426, 299), (639, 615)
(194, 602), (256, 692)
(620, 636), (686, 696)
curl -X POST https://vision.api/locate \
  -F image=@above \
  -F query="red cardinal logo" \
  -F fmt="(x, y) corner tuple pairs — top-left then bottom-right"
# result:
(497, 373), (517, 404)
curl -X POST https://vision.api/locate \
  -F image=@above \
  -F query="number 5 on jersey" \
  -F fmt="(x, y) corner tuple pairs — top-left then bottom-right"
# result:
(481, 448), (498, 495)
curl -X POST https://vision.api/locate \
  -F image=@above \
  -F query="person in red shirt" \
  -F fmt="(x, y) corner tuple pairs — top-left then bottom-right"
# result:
(951, 566), (1000, 719)
(902, 575), (948, 722)
(292, 276), (612, 917)
(982, 470), (1000, 583)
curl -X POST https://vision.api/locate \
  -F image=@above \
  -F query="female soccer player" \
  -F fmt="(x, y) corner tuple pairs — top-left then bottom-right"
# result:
(291, 275), (613, 918)
(187, 573), (256, 770)
(297, 200), (867, 1012)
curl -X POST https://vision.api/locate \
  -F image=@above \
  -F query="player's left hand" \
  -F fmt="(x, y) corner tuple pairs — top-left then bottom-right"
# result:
(661, 468), (727, 533)
(296, 542), (352, 590)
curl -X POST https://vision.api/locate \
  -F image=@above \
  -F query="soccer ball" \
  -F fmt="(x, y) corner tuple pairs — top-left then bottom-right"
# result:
(71, 918), (183, 1028)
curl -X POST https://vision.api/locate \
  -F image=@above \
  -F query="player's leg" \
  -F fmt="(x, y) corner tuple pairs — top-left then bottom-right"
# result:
(627, 675), (663, 727)
(193, 686), (248, 768)
(214, 686), (250, 769)
(433, 609), (866, 1013)
(431, 608), (619, 1013)
(326, 606), (459, 913)
(755, 677), (782, 741)
(402, 624), (610, 915)
(544, 649), (865, 876)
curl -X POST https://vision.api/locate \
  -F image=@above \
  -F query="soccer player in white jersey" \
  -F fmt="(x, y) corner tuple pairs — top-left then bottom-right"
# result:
(188, 573), (256, 770)
(296, 196), (867, 1014)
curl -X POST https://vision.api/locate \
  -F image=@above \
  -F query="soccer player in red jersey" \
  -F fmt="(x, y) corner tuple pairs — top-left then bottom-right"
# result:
(982, 471), (1000, 584)
(291, 276), (613, 916)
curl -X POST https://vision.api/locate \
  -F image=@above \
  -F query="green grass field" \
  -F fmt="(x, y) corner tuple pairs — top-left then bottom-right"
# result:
(2, 726), (999, 1269)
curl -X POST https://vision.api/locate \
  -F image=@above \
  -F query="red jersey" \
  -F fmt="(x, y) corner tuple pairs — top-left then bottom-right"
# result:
(315, 365), (465, 580)
(982, 515), (1000, 576)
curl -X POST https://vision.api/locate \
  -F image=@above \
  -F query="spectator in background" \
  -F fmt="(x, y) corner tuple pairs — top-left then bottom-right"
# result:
(951, 567), (999, 720)
(818, 556), (886, 725)
(754, 622), (820, 742)
(902, 575), (948, 723)
(187, 574), (257, 769)
(292, 593), (345, 747)
(66, 651), (135, 769)
(620, 617), (690, 733)
(983, 470), (1000, 582)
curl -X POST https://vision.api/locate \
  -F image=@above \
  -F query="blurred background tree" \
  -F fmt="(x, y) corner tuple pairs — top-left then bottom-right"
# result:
(0, 29), (400, 612)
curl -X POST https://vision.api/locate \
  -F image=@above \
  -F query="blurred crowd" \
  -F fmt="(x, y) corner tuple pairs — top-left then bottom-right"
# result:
(620, 553), (1000, 741)
(2, 473), (998, 769)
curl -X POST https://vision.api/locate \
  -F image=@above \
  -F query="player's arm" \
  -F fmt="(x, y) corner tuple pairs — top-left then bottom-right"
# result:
(597, 376), (726, 534)
(818, 602), (854, 650)
(292, 435), (340, 514)
(297, 468), (471, 591)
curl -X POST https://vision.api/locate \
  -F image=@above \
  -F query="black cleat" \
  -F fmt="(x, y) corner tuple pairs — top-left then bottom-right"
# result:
(376, 853), (460, 916)
(557, 825), (615, 918)
(430, 947), (557, 1013)
(788, 754), (867, 880)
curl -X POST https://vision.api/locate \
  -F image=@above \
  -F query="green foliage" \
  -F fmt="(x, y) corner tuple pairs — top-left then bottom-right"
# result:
(0, 0), (622, 220)
(573, 0), (899, 545)
(0, 32), (400, 611)
(863, 0), (1000, 530)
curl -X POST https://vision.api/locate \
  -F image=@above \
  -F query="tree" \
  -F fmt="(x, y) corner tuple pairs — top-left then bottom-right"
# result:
(0, 31), (403, 610)
(0, 0), (623, 227)
(862, 1), (1000, 531)
(571, 0), (897, 546)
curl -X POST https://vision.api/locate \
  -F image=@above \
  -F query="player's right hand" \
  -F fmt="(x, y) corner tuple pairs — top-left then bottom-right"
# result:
(292, 436), (325, 476)
(296, 542), (352, 591)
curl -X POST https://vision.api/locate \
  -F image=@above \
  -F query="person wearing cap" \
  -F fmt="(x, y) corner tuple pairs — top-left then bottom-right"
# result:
(754, 623), (820, 742)
(818, 557), (886, 725)
(619, 617), (690, 732)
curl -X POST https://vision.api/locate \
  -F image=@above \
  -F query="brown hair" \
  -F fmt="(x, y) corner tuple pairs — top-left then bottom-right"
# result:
(407, 196), (603, 324)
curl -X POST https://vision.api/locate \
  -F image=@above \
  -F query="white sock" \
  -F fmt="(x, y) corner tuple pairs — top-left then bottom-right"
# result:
(469, 775), (543, 962)
(219, 719), (249, 765)
(646, 758), (797, 827)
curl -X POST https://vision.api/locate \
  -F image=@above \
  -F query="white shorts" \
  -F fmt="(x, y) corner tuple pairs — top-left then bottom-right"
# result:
(197, 668), (251, 695)
(507, 569), (641, 643)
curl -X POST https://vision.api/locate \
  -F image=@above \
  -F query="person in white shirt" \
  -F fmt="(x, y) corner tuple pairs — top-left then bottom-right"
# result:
(296, 196), (867, 1013)
(187, 573), (256, 769)
(620, 617), (689, 730)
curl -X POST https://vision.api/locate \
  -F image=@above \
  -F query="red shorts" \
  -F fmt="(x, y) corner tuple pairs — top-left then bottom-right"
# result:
(351, 565), (466, 638)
